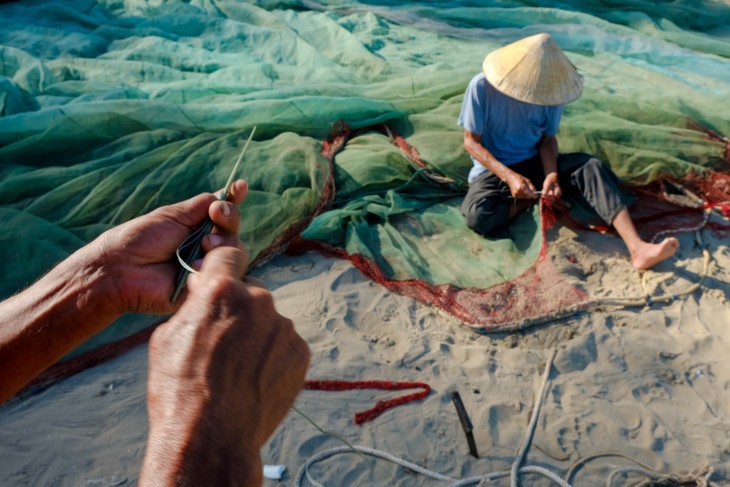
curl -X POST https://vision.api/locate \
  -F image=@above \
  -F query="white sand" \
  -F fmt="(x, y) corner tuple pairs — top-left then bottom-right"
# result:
(1, 225), (729, 486)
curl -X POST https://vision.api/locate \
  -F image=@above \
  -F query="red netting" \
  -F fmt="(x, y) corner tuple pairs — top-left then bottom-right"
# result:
(289, 232), (590, 332)
(20, 122), (730, 398)
(290, 122), (730, 332)
(289, 123), (592, 331)
(547, 171), (730, 242)
(23, 323), (162, 397)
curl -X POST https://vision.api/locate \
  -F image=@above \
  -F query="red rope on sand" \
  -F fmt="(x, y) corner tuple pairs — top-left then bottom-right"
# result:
(304, 380), (431, 425)
(25, 339), (431, 427)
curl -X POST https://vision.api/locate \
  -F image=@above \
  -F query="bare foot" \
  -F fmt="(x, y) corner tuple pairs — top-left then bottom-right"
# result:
(630, 237), (680, 270)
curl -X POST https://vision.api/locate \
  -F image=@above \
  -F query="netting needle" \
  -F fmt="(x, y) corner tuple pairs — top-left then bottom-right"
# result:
(170, 126), (256, 303)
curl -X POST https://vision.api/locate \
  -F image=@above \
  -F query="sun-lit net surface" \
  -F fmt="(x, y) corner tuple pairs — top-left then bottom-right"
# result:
(1, 0), (730, 356)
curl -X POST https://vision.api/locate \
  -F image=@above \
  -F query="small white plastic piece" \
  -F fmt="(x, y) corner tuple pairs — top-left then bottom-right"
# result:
(263, 465), (286, 480)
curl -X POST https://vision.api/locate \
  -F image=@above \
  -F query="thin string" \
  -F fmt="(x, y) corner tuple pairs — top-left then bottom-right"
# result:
(221, 126), (256, 199)
(174, 127), (257, 277)
(170, 128), (256, 301)
(292, 406), (363, 459)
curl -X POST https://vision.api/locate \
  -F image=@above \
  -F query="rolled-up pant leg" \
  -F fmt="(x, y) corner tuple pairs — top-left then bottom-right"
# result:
(557, 153), (626, 225)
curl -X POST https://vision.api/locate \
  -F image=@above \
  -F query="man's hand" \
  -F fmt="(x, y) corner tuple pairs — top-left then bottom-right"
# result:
(141, 246), (310, 486)
(0, 181), (250, 403)
(542, 171), (562, 199)
(91, 180), (248, 316)
(505, 170), (539, 200)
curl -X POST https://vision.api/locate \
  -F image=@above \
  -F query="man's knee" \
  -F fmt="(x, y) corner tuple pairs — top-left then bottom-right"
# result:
(573, 155), (621, 187)
(463, 207), (486, 231)
(462, 202), (509, 237)
(582, 156), (605, 174)
(559, 152), (600, 173)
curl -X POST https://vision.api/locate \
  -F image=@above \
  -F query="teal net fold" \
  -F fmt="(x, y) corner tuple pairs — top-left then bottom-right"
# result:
(1, 0), (729, 358)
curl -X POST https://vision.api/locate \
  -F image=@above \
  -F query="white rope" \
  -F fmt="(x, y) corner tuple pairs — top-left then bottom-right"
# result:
(296, 350), (569, 487)
(511, 349), (557, 487)
(294, 445), (456, 485)
(294, 347), (718, 486)
(293, 185), (722, 485)
(606, 462), (714, 487)
(606, 466), (660, 487)
(295, 446), (574, 487)
(453, 465), (571, 487)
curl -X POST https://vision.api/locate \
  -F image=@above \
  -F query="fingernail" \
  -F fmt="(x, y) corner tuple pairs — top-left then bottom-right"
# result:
(220, 201), (231, 216)
(208, 234), (224, 247)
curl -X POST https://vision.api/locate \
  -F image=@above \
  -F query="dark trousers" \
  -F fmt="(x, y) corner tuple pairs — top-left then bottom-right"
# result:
(461, 153), (626, 237)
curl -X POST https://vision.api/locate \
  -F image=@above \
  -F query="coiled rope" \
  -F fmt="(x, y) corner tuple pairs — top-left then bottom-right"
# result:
(510, 349), (558, 487)
(296, 350), (570, 487)
(606, 462), (715, 487)
(295, 348), (719, 486)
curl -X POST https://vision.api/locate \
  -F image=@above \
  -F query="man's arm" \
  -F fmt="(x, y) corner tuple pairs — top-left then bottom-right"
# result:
(463, 130), (538, 199)
(538, 135), (562, 198)
(0, 244), (122, 402)
(0, 180), (247, 403)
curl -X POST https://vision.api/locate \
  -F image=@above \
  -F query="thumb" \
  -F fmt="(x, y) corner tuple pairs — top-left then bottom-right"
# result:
(188, 247), (250, 291)
(158, 192), (218, 229)
(525, 179), (537, 193)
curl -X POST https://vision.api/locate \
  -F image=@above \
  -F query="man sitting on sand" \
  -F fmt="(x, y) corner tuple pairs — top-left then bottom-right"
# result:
(459, 33), (679, 270)
(0, 181), (310, 486)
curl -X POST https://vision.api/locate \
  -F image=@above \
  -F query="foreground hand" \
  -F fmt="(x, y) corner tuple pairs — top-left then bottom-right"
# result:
(141, 246), (310, 486)
(542, 172), (562, 199)
(506, 171), (539, 200)
(89, 180), (248, 315)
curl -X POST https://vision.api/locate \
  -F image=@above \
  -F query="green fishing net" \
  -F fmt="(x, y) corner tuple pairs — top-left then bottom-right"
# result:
(1, 0), (729, 354)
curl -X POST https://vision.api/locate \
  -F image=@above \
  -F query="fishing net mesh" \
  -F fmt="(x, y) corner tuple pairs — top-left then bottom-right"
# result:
(1, 0), (730, 362)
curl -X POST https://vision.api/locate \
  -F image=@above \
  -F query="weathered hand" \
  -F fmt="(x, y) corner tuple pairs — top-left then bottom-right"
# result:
(88, 180), (248, 315)
(141, 246), (310, 486)
(506, 171), (539, 200)
(542, 172), (562, 199)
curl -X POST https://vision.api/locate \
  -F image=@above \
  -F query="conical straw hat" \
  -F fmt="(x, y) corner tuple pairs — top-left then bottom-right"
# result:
(482, 33), (583, 106)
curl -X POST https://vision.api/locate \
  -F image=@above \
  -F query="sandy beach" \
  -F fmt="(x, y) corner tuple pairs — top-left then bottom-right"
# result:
(1, 221), (729, 486)
(1, 0), (729, 485)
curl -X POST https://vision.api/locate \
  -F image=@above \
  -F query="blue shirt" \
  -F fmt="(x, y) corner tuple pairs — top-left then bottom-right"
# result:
(458, 73), (563, 183)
